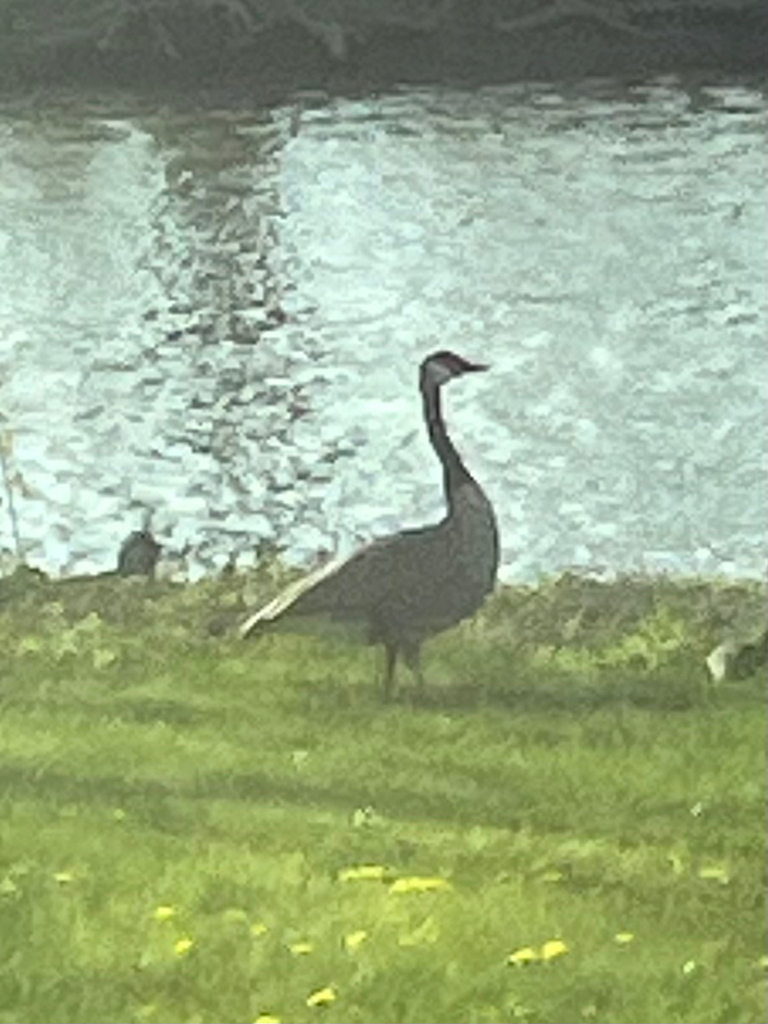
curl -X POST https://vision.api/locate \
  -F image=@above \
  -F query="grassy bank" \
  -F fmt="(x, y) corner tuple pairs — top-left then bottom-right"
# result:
(0, 570), (766, 1024)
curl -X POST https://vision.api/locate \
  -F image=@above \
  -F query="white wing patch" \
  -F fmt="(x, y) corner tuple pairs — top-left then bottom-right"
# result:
(239, 557), (345, 637)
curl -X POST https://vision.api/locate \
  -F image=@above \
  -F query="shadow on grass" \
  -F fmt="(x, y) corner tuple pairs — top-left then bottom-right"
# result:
(0, 963), (152, 1024)
(396, 677), (702, 713)
(295, 659), (750, 716)
(0, 694), (218, 728)
(0, 759), (488, 831)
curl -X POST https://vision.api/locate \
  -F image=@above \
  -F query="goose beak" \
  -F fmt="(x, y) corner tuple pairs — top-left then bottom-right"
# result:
(464, 361), (489, 373)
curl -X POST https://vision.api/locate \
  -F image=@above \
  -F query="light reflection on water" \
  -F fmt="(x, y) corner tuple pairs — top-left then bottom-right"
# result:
(0, 79), (765, 581)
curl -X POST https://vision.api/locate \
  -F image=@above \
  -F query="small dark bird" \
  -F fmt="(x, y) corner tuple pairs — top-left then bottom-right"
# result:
(706, 627), (768, 682)
(240, 350), (499, 698)
(117, 510), (161, 578)
(730, 628), (768, 678)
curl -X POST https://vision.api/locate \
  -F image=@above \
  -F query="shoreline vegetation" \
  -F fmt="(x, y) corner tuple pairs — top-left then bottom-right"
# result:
(1, 559), (766, 692)
(0, 563), (766, 1022)
(0, 0), (765, 95)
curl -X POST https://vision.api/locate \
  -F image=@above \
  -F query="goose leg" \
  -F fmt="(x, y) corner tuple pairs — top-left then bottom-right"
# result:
(382, 643), (397, 701)
(401, 642), (425, 690)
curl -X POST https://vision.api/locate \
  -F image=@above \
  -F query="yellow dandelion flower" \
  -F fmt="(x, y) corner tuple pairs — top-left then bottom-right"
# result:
(508, 946), (540, 966)
(254, 1015), (281, 1023)
(173, 937), (194, 956)
(615, 932), (634, 945)
(541, 939), (569, 961)
(113, 808), (126, 822)
(389, 876), (452, 894)
(758, 954), (768, 970)
(698, 865), (729, 884)
(338, 865), (388, 882)
(153, 905), (176, 921)
(53, 871), (74, 884)
(288, 941), (313, 956)
(250, 922), (269, 937)
(682, 959), (696, 975)
(344, 929), (368, 951)
(306, 986), (337, 1008)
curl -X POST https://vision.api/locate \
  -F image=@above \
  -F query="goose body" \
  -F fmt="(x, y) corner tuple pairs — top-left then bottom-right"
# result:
(240, 351), (499, 696)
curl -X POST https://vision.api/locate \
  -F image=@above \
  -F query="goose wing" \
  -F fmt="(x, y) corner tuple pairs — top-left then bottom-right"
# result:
(239, 523), (457, 638)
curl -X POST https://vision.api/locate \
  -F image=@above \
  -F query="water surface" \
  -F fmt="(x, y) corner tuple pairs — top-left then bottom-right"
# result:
(0, 79), (765, 580)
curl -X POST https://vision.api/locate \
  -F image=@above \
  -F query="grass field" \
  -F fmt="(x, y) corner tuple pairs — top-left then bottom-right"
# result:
(0, 569), (765, 1024)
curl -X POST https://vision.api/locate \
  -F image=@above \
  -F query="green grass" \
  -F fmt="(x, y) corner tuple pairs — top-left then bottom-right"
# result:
(0, 570), (765, 1024)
